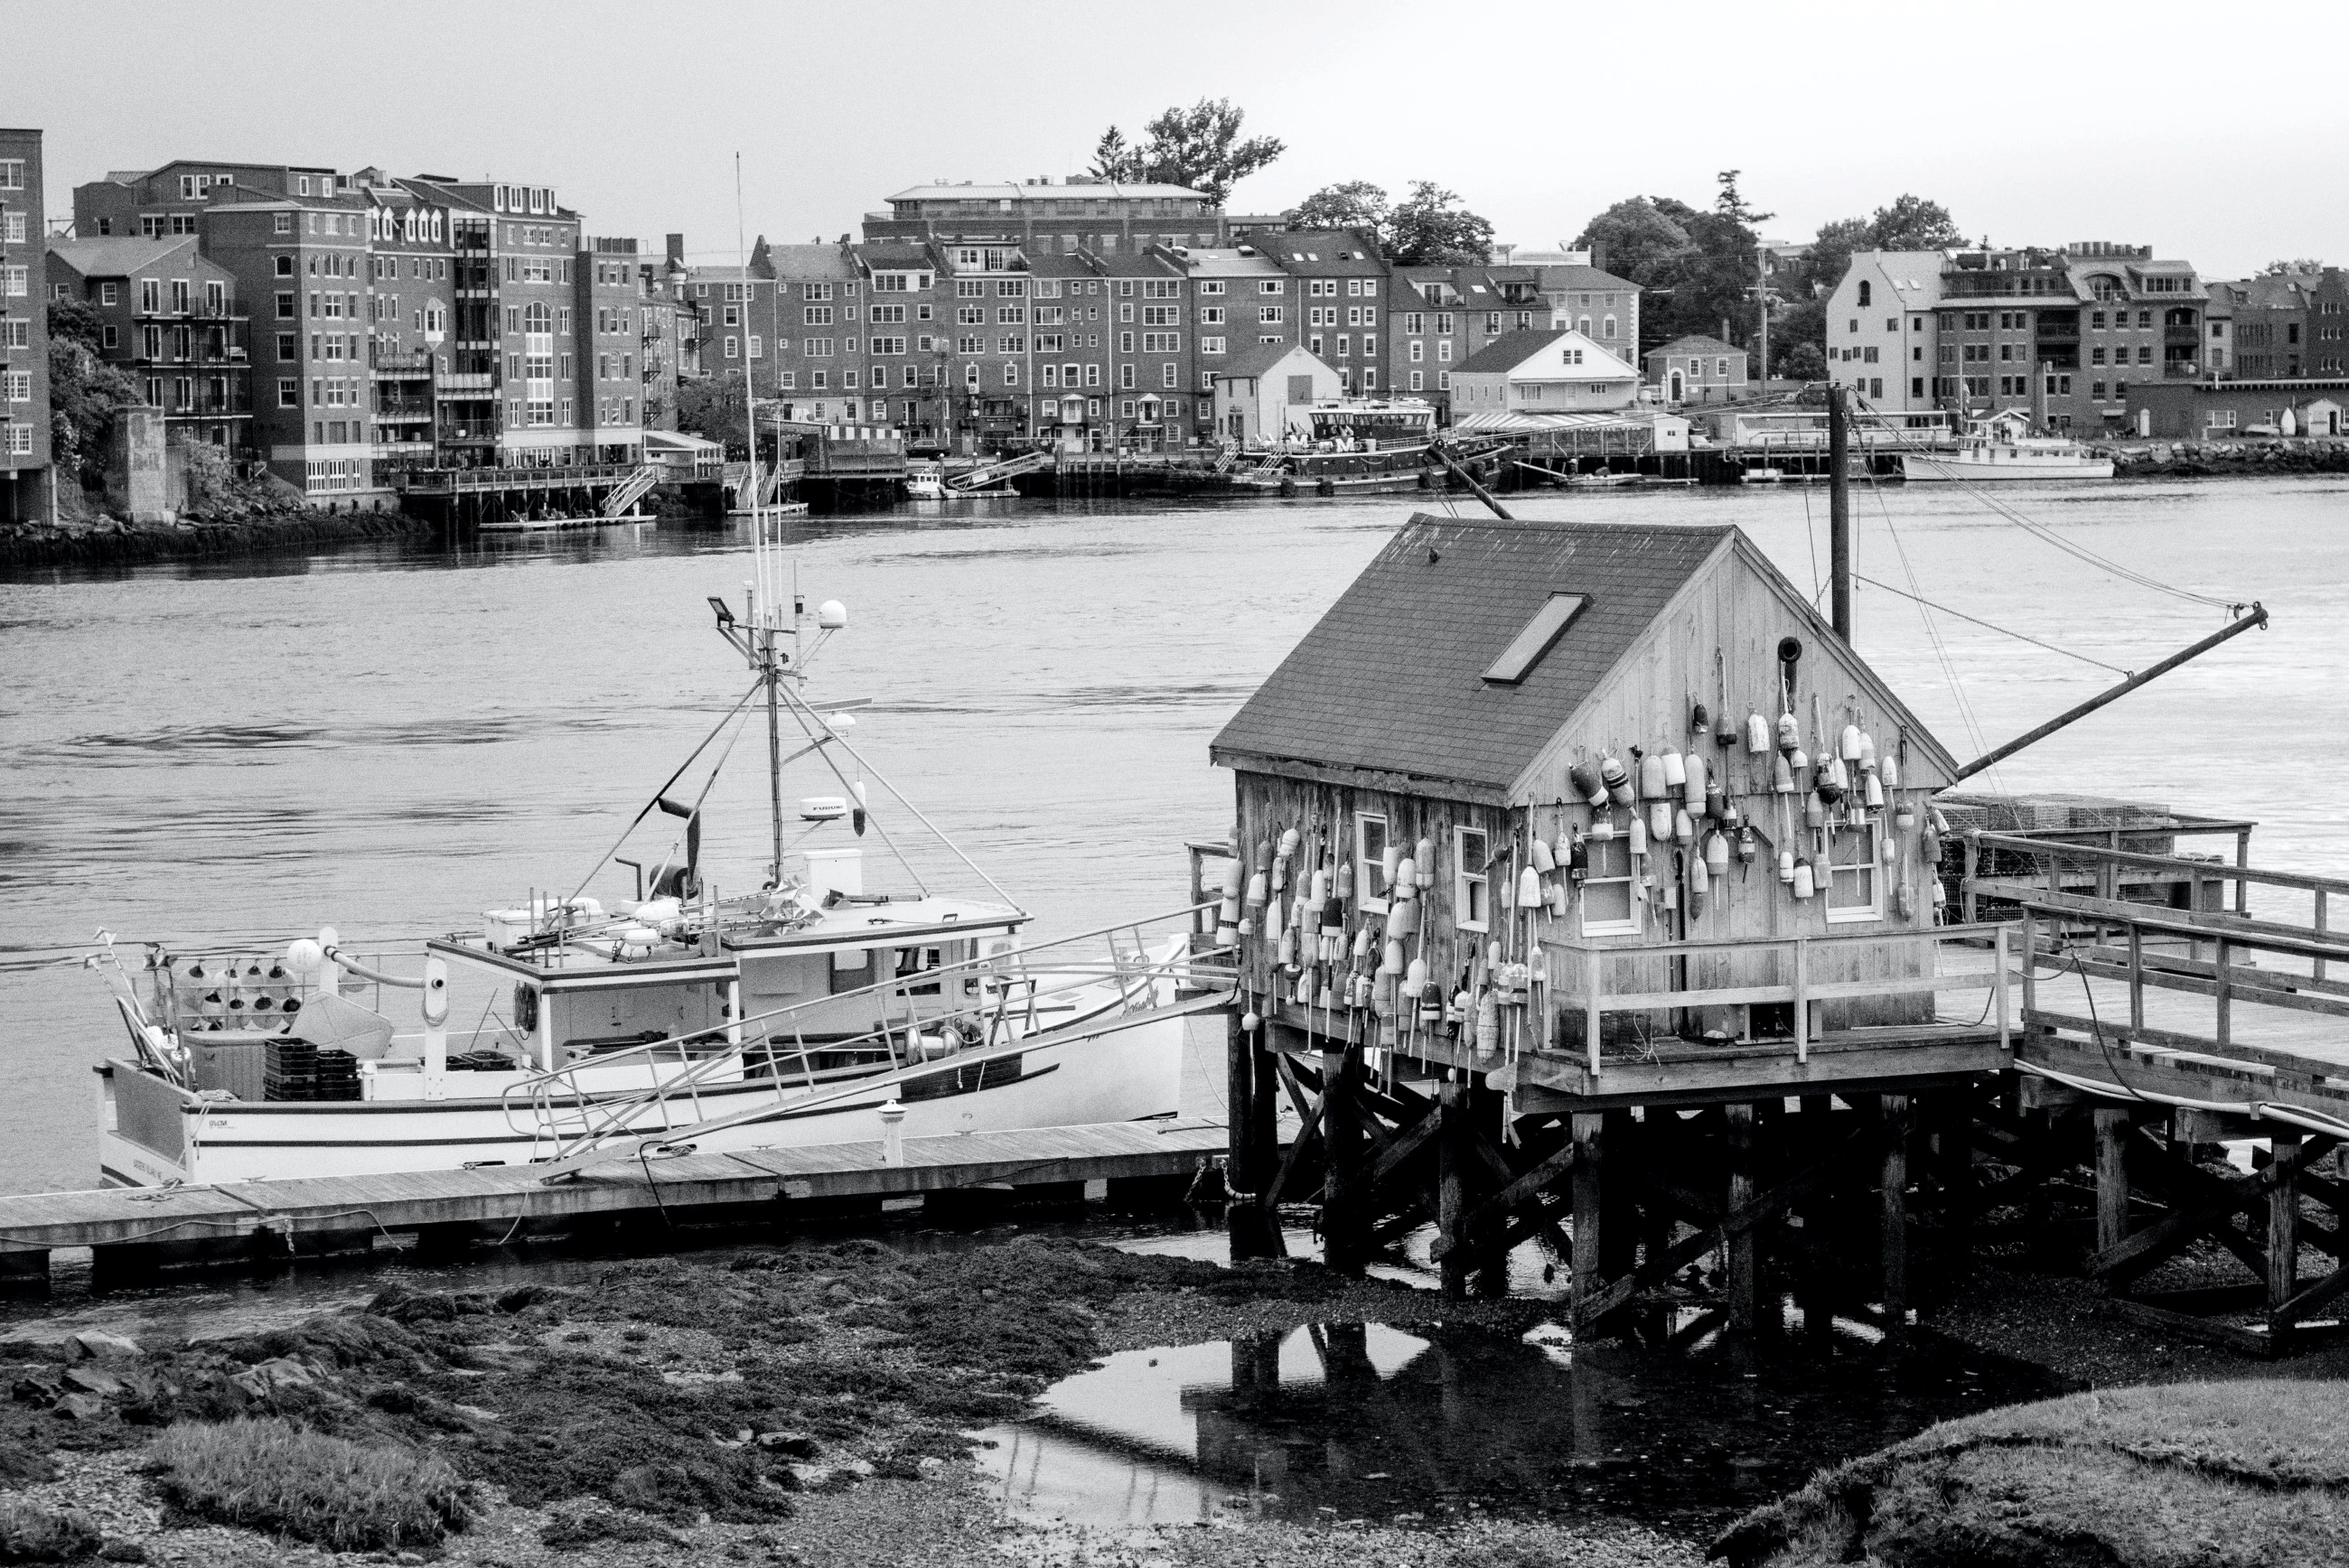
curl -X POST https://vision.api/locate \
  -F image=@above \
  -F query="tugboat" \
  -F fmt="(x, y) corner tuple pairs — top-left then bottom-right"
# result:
(1226, 398), (1504, 497)
(89, 554), (1214, 1186)
(1895, 410), (2114, 481)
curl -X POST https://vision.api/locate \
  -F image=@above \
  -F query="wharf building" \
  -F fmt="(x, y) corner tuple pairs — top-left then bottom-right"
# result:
(69, 161), (662, 504)
(46, 236), (251, 456)
(1, 126), (53, 525)
(1823, 244), (2207, 434)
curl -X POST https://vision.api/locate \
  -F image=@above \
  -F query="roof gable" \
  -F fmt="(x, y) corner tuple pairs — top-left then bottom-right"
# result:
(1215, 341), (1327, 379)
(1456, 329), (1637, 379)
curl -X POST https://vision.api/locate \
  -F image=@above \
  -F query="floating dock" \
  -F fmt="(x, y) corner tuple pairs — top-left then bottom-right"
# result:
(0, 1117), (1233, 1289)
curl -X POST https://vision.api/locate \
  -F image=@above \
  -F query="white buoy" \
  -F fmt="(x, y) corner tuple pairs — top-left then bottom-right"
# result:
(1517, 867), (1543, 908)
(1531, 836), (1557, 873)
(1747, 713), (1771, 753)
(1661, 750), (1686, 790)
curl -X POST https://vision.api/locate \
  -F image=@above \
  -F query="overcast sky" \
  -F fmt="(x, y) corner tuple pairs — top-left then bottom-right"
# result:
(10, 0), (2339, 280)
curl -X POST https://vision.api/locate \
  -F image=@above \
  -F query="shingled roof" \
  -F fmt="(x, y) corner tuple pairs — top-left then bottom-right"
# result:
(1212, 516), (1957, 799)
(1212, 518), (1734, 796)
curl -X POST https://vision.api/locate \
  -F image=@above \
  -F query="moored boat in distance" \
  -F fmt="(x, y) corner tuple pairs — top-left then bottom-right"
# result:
(1225, 397), (1502, 496)
(1895, 411), (2115, 481)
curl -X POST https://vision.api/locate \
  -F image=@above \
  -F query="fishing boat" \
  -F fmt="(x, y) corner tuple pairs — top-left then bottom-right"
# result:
(1224, 398), (1502, 497)
(90, 585), (1209, 1188)
(903, 460), (948, 499)
(1894, 411), (2114, 482)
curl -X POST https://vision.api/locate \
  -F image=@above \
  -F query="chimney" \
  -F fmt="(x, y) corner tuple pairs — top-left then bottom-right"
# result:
(665, 232), (685, 267)
(1588, 240), (1608, 274)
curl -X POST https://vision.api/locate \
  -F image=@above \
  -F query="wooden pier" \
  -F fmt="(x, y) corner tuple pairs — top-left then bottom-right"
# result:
(0, 1118), (1232, 1290)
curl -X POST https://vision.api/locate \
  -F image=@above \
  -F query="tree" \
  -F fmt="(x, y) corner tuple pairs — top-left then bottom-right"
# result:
(1292, 181), (1390, 232)
(1089, 98), (1284, 206)
(46, 299), (138, 496)
(1867, 193), (1965, 253)
(675, 376), (750, 454)
(1571, 196), (1695, 288)
(1382, 182), (1493, 266)
(2262, 257), (2326, 275)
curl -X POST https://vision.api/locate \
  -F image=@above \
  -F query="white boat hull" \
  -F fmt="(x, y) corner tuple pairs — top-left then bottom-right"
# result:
(1895, 453), (2113, 481)
(100, 1005), (1190, 1187)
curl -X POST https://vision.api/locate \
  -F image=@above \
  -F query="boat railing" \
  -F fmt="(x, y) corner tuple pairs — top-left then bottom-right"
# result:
(501, 901), (1229, 1159)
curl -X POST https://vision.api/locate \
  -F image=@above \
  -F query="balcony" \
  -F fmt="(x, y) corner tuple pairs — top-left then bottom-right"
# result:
(2165, 361), (2202, 379)
(375, 402), (435, 421)
(164, 399), (252, 418)
(437, 372), (495, 394)
(370, 349), (435, 375)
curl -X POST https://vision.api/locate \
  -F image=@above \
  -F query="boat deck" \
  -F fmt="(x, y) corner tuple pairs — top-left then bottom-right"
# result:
(0, 1117), (1232, 1288)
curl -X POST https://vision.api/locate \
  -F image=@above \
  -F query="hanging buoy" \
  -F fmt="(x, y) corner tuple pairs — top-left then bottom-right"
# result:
(1865, 774), (1884, 809)
(1403, 957), (1427, 997)
(1531, 835), (1556, 873)
(1682, 751), (1705, 804)
(1689, 855), (1710, 895)
(1294, 971), (1311, 1003)
(1334, 860), (1354, 901)
(1393, 855), (1418, 896)
(1805, 795), (1826, 828)
(1587, 816), (1614, 840)
(1416, 838), (1435, 887)
(1569, 763), (1602, 806)
(1640, 751), (1669, 798)
(1674, 807), (1695, 845)
(1776, 713), (1801, 753)
(1380, 843), (1402, 886)
(1388, 896), (1419, 937)
(1351, 973), (1374, 1009)
(1661, 750), (1686, 791)
(1792, 857), (1816, 900)
(1840, 723), (1863, 762)
(1308, 868), (1329, 906)
(1320, 895), (1344, 935)
(1374, 968), (1399, 1017)
(1317, 977), (1335, 1010)
(1778, 849), (1795, 883)
(1380, 938), (1405, 975)
(1790, 747), (1810, 776)
(1474, 992), (1500, 1056)
(1221, 861), (1243, 900)
(1487, 939), (1503, 973)
(1517, 866), (1543, 908)
(1773, 752), (1795, 794)
(1277, 927), (1296, 966)
(1237, 915), (1254, 938)
(1600, 755), (1633, 805)
(1352, 927), (1373, 960)
(1895, 881), (1914, 919)
(1270, 855), (1288, 895)
(1895, 803), (1917, 831)
(1858, 732), (1877, 771)
(1568, 835), (1589, 880)
(1921, 819), (1942, 865)
(1555, 828), (1576, 868)
(1691, 701), (1710, 735)
(1737, 826), (1757, 863)
(1706, 832), (1730, 878)
(1628, 815), (1648, 855)
(1549, 882), (1568, 917)
(1245, 872), (1268, 909)
(1881, 754), (1900, 790)
(1220, 893), (1241, 925)
(1241, 1010), (1260, 1032)
(1881, 835), (1899, 865)
(1706, 784), (1727, 821)
(1747, 713), (1771, 753)
(1827, 756), (1849, 791)
(1650, 801), (1674, 844)
(1932, 881), (1949, 914)
(1277, 826), (1301, 862)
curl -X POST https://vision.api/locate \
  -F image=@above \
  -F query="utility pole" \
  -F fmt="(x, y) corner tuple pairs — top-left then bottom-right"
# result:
(1827, 383), (1852, 641)
(1756, 243), (1771, 392)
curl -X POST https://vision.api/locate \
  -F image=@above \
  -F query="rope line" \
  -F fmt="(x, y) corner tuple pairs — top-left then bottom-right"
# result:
(1854, 574), (2132, 676)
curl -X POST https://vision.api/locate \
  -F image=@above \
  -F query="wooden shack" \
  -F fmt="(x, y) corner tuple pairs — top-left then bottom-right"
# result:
(1211, 516), (1961, 1057)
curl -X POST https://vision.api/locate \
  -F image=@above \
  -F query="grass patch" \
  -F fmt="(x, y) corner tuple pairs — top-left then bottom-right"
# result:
(148, 1417), (472, 1551)
(1717, 1379), (2349, 1567)
(0, 1498), (101, 1563)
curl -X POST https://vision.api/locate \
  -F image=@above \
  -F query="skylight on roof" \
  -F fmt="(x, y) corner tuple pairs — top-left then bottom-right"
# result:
(1483, 593), (1588, 684)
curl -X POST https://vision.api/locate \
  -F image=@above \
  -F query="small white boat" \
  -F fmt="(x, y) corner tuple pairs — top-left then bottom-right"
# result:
(903, 461), (948, 500)
(1895, 412), (2113, 481)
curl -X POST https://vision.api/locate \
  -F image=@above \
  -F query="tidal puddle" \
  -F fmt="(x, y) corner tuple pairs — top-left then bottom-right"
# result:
(975, 1309), (2058, 1535)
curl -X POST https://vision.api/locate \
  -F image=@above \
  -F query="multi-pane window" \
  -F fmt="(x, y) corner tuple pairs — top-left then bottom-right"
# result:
(1580, 834), (1638, 935)
(1826, 822), (1881, 922)
(1355, 813), (1390, 911)
(1454, 827), (1490, 933)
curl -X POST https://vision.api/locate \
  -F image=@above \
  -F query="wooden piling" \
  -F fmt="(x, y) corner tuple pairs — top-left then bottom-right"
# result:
(1321, 1042), (1366, 1272)
(1226, 1010), (1268, 1258)
(1437, 1076), (1469, 1301)
(2094, 1106), (2133, 1257)
(1880, 1094), (1910, 1321)
(1727, 1101), (1757, 1333)
(2269, 1129), (2303, 1343)
(1570, 1111), (1605, 1331)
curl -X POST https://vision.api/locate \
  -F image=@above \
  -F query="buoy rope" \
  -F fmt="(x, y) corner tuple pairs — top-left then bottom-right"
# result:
(1854, 574), (2131, 676)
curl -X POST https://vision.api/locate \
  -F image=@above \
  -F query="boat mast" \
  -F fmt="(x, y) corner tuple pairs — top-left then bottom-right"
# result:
(735, 152), (787, 887)
(1827, 381), (1852, 641)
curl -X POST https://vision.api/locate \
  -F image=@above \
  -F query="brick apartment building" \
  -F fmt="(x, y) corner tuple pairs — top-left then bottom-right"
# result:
(0, 127), (51, 525)
(864, 180), (1224, 257)
(46, 235), (251, 453)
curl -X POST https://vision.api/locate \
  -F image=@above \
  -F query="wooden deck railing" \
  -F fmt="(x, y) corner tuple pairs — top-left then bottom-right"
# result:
(1542, 922), (2014, 1078)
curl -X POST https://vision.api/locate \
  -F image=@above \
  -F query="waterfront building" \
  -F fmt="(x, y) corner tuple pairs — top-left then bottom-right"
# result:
(864, 179), (1222, 255)
(1024, 250), (1110, 450)
(1820, 250), (1948, 414)
(1209, 342), (1340, 445)
(581, 238), (646, 463)
(1093, 244), (1192, 449)
(1170, 246), (1294, 445)
(1643, 333), (1749, 405)
(360, 179), (453, 481)
(2216, 271), (2316, 380)
(2129, 373), (2349, 439)
(1263, 229), (1388, 397)
(678, 234), (781, 409)
(761, 241), (870, 422)
(634, 264), (692, 432)
(1448, 328), (1641, 417)
(72, 159), (344, 239)
(45, 235), (251, 455)
(0, 126), (52, 525)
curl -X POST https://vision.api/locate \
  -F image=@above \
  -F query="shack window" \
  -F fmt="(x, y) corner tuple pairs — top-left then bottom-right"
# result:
(1454, 826), (1490, 933)
(1580, 834), (1639, 937)
(1827, 823), (1882, 923)
(1483, 594), (1588, 684)
(1355, 812), (1390, 911)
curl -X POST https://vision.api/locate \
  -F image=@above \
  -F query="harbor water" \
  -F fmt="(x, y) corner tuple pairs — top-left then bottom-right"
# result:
(4, 479), (2345, 1196)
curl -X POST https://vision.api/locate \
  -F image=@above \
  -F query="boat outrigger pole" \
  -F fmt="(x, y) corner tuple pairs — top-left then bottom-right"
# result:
(1432, 441), (1513, 520)
(1949, 602), (2269, 782)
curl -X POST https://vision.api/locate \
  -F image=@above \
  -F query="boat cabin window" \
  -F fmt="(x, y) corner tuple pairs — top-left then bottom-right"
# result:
(893, 946), (947, 996)
(1454, 826), (1490, 933)
(1826, 823), (1883, 923)
(1355, 812), (1390, 911)
(830, 947), (872, 994)
(1579, 835), (1640, 937)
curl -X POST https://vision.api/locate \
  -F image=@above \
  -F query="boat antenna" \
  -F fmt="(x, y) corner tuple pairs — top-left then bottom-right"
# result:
(735, 151), (787, 887)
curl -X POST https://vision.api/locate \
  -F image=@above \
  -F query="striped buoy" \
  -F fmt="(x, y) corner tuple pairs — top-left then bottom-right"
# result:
(1415, 838), (1435, 886)
(1393, 855), (1417, 896)
(1600, 755), (1632, 805)
(1778, 849), (1795, 883)
(1569, 762), (1603, 806)
(1674, 808), (1695, 845)
(1706, 832), (1730, 877)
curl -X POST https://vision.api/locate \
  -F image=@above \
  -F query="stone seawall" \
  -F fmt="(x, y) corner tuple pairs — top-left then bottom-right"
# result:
(2094, 436), (2349, 478)
(0, 509), (435, 572)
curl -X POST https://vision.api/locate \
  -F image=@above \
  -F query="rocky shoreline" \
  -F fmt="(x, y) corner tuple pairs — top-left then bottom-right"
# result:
(2098, 435), (2349, 478)
(0, 508), (435, 573)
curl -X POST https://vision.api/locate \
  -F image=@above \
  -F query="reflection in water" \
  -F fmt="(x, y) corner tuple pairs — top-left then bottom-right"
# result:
(977, 1313), (2054, 1535)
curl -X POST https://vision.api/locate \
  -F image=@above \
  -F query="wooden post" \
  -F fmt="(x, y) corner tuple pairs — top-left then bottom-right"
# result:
(1727, 1101), (1757, 1334)
(2269, 1129), (2303, 1344)
(2214, 938), (2232, 1048)
(1570, 1111), (1605, 1332)
(1962, 834), (1979, 924)
(1995, 924), (2011, 1051)
(1792, 936), (1810, 1064)
(1226, 1009), (1262, 1257)
(2129, 920), (2145, 1033)
(1437, 1076), (1469, 1302)
(1880, 1094), (1910, 1324)
(1939, 1093), (1974, 1284)
(1585, 945), (1603, 1078)
(2019, 907), (2037, 1024)
(2093, 1107), (2132, 1258)
(1322, 1042), (1365, 1273)
(2316, 890), (2329, 986)
(1599, 1108), (1638, 1305)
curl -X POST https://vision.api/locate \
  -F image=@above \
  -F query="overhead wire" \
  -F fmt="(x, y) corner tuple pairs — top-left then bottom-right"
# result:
(1853, 574), (2131, 676)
